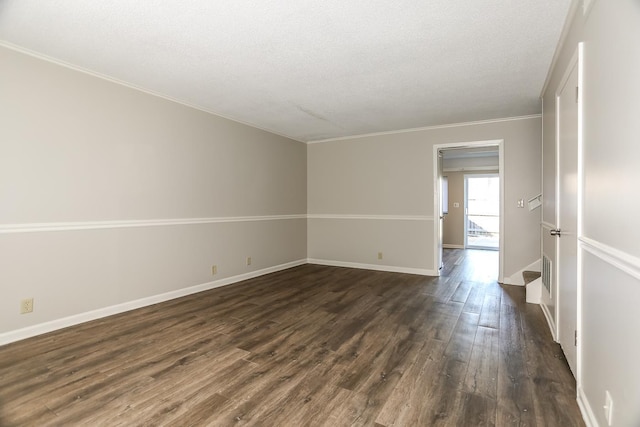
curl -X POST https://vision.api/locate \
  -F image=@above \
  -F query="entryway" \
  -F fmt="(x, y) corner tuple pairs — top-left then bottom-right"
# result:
(434, 140), (504, 282)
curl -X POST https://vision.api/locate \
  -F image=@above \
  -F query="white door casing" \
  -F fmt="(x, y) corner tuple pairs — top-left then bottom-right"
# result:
(433, 140), (504, 282)
(554, 45), (582, 378)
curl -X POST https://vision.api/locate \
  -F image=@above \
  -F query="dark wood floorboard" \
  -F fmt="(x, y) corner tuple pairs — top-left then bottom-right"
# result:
(0, 249), (584, 426)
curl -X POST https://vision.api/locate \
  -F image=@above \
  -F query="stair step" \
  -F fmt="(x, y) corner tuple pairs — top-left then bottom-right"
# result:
(523, 270), (541, 285)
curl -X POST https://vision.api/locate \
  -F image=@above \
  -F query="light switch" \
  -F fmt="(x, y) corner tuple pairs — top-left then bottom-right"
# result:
(453, 202), (460, 208)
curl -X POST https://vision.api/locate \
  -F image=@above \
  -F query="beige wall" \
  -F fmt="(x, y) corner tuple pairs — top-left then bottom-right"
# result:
(541, 1), (640, 425)
(307, 117), (541, 279)
(0, 45), (307, 338)
(443, 170), (499, 248)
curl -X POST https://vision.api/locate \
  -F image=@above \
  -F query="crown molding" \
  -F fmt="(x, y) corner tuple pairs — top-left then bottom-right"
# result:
(0, 40), (305, 144)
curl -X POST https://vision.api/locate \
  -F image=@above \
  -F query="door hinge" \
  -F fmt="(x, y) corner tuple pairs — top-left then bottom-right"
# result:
(574, 330), (578, 346)
(575, 86), (579, 103)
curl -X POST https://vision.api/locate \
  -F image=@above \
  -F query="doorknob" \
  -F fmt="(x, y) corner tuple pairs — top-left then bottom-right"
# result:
(550, 229), (562, 236)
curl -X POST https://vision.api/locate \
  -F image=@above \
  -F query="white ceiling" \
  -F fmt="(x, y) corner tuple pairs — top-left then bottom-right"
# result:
(0, 1), (571, 142)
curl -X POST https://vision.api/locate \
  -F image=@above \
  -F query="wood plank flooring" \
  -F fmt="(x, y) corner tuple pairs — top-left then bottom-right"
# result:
(0, 249), (584, 426)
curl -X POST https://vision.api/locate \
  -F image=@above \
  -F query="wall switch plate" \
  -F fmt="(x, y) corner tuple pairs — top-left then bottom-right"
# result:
(517, 199), (525, 208)
(246, 257), (252, 266)
(21, 298), (34, 314)
(378, 252), (383, 260)
(211, 265), (217, 275)
(453, 202), (460, 208)
(604, 390), (613, 426)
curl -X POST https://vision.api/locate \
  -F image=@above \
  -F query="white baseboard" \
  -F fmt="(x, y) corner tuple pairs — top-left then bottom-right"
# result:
(307, 258), (437, 276)
(577, 386), (598, 427)
(502, 258), (541, 286)
(443, 244), (465, 249)
(0, 259), (306, 346)
(540, 301), (558, 342)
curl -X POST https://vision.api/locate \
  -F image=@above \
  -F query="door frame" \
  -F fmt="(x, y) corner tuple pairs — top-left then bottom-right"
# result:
(433, 139), (504, 282)
(553, 43), (584, 382)
(464, 173), (500, 250)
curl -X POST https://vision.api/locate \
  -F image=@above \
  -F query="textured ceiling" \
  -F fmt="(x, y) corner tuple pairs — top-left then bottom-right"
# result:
(0, 1), (571, 142)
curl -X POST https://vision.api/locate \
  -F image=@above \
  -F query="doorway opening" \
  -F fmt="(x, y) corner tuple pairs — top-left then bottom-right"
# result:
(433, 140), (504, 282)
(465, 174), (500, 250)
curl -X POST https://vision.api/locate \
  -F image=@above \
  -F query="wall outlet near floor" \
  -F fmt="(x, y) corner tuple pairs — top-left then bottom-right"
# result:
(211, 265), (217, 275)
(246, 257), (252, 266)
(21, 298), (34, 314)
(378, 252), (383, 260)
(604, 390), (613, 426)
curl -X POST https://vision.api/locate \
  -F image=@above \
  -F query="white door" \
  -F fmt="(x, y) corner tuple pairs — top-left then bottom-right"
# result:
(555, 57), (579, 376)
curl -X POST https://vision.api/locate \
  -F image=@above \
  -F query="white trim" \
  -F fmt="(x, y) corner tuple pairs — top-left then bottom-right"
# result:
(540, 0), (581, 97)
(580, 237), (640, 281)
(433, 140), (505, 282)
(0, 41), (305, 144)
(0, 259), (307, 346)
(443, 244), (464, 249)
(553, 44), (583, 383)
(307, 214), (433, 221)
(0, 41), (543, 146)
(540, 301), (558, 342)
(576, 42), (585, 389)
(442, 166), (498, 173)
(307, 115), (541, 144)
(307, 258), (436, 276)
(577, 386), (598, 427)
(502, 258), (542, 286)
(0, 215), (307, 234)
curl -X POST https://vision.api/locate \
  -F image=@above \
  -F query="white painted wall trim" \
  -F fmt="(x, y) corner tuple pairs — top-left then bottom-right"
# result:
(307, 214), (433, 221)
(443, 166), (498, 173)
(502, 258), (542, 286)
(540, 301), (558, 342)
(0, 41), (305, 144)
(0, 214), (307, 234)
(307, 258), (436, 277)
(0, 259), (307, 346)
(308, 115), (542, 144)
(577, 386), (598, 427)
(580, 236), (640, 281)
(433, 140), (505, 282)
(443, 244), (465, 249)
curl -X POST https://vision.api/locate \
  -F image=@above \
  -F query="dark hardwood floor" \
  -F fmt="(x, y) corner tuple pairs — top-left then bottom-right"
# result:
(0, 249), (584, 426)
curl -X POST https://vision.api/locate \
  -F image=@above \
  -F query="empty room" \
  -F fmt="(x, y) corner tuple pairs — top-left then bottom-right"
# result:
(1, 1), (638, 426)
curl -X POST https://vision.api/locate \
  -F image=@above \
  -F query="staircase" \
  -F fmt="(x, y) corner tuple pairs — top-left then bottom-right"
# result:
(524, 270), (542, 304)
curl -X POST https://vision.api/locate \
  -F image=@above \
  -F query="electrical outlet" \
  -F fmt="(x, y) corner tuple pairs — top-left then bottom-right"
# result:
(378, 252), (383, 260)
(21, 298), (34, 314)
(211, 265), (217, 275)
(604, 390), (613, 426)
(246, 257), (252, 266)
